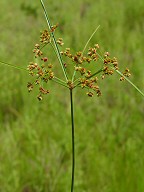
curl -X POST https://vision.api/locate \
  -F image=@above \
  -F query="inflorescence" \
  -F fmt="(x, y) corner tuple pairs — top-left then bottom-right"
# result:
(27, 25), (131, 100)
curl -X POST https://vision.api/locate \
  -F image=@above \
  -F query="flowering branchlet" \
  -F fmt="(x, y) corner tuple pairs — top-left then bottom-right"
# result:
(40, 29), (51, 44)
(27, 25), (131, 99)
(50, 23), (59, 32)
(27, 30), (55, 100)
(57, 38), (64, 46)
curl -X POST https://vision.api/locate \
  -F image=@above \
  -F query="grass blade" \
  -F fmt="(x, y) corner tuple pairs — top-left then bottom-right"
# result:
(82, 25), (100, 55)
(0, 60), (27, 71)
(115, 69), (144, 97)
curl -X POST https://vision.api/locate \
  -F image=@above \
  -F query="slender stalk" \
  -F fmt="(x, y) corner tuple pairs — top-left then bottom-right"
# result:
(54, 76), (67, 84)
(115, 69), (144, 97)
(82, 25), (100, 56)
(70, 89), (75, 192)
(52, 77), (69, 88)
(0, 60), (27, 71)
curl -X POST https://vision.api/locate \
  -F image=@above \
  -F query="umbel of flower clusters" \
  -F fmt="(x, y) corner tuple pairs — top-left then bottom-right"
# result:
(27, 25), (131, 100)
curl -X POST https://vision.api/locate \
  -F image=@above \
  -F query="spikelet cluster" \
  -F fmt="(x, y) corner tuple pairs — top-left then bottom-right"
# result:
(27, 25), (131, 100)
(27, 28), (57, 100)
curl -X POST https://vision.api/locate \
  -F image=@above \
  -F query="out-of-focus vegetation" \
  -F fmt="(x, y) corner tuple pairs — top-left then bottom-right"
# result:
(0, 0), (144, 191)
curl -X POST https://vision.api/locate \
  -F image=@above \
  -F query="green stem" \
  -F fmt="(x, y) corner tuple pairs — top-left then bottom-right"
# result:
(50, 42), (64, 67)
(115, 69), (144, 97)
(82, 25), (100, 56)
(40, 0), (68, 81)
(54, 76), (67, 84)
(87, 68), (103, 79)
(52, 77), (69, 88)
(70, 89), (75, 192)
(0, 61), (27, 71)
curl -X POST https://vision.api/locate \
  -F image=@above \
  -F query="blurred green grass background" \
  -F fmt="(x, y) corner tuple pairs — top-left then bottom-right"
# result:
(0, 0), (144, 191)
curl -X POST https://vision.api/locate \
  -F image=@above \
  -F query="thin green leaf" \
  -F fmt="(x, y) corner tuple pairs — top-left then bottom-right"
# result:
(115, 69), (144, 97)
(52, 77), (69, 88)
(0, 60), (27, 71)
(82, 25), (100, 55)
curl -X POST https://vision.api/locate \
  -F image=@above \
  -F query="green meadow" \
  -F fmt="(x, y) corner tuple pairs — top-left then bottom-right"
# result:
(0, 0), (144, 191)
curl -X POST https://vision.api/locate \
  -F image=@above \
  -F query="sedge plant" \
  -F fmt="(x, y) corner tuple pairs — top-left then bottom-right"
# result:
(0, 0), (144, 191)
